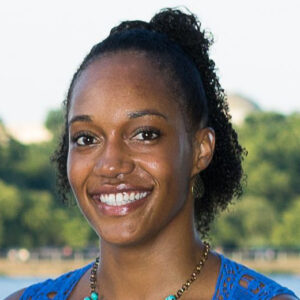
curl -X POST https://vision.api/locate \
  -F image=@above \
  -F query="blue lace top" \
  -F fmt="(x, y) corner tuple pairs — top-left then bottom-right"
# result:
(20, 253), (298, 299)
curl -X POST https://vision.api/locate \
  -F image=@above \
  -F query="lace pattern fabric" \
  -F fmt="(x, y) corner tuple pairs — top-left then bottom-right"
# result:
(20, 254), (298, 299)
(213, 254), (298, 300)
(20, 263), (92, 300)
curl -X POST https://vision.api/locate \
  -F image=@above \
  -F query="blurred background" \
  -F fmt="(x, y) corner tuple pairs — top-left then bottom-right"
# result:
(0, 0), (299, 297)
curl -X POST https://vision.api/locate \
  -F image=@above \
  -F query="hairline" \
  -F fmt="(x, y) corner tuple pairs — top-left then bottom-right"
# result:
(67, 48), (198, 136)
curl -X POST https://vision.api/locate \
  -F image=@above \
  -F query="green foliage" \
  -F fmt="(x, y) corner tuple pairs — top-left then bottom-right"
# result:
(211, 112), (300, 248)
(16, 143), (56, 191)
(0, 181), (22, 247)
(272, 197), (300, 248)
(0, 109), (98, 249)
(211, 196), (276, 248)
(45, 109), (64, 139)
(0, 180), (22, 220)
(238, 112), (300, 209)
(61, 215), (92, 248)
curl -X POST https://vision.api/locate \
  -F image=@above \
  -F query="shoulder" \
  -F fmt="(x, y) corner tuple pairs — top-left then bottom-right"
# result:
(5, 262), (92, 300)
(214, 253), (298, 300)
(4, 289), (25, 300)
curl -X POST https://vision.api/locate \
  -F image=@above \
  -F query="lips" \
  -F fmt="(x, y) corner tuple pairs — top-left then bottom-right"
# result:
(89, 184), (153, 216)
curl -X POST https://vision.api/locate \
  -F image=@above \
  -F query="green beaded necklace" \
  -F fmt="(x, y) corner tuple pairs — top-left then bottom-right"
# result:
(84, 242), (210, 300)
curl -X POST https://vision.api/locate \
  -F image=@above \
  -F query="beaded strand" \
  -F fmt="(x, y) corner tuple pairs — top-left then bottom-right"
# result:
(84, 257), (100, 300)
(165, 242), (210, 300)
(84, 242), (210, 300)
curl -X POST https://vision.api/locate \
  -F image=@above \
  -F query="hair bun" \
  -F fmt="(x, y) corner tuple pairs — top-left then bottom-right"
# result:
(150, 8), (211, 57)
(151, 8), (199, 34)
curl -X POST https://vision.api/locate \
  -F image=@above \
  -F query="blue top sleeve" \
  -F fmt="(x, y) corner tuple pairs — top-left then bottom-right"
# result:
(213, 253), (298, 300)
(20, 263), (92, 300)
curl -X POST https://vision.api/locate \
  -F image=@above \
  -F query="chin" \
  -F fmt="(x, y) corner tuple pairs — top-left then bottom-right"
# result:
(95, 222), (151, 247)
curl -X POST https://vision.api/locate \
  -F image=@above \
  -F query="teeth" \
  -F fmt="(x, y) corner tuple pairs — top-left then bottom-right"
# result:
(116, 193), (123, 205)
(108, 194), (116, 206)
(98, 192), (148, 206)
(123, 192), (129, 202)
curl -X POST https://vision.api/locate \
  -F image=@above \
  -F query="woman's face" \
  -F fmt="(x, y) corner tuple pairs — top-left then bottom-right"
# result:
(67, 51), (199, 246)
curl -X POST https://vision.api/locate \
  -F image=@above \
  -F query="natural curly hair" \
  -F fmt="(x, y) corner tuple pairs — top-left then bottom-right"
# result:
(52, 8), (245, 237)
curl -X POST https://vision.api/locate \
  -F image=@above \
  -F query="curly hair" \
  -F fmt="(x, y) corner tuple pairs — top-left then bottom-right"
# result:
(52, 8), (245, 237)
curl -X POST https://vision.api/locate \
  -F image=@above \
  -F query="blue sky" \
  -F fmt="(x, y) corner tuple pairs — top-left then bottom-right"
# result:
(0, 0), (299, 126)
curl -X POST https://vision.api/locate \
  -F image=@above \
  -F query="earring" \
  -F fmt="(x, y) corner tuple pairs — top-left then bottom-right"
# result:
(192, 177), (205, 199)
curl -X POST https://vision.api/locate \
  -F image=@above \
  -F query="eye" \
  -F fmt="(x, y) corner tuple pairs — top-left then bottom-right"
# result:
(132, 127), (161, 141)
(71, 132), (98, 146)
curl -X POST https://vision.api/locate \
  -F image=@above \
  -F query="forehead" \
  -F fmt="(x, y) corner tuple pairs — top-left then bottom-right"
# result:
(69, 51), (180, 118)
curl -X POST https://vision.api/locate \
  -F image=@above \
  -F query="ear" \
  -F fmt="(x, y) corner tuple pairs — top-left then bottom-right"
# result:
(191, 127), (215, 177)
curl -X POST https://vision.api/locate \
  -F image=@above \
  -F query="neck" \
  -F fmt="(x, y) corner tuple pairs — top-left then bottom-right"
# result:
(96, 200), (205, 300)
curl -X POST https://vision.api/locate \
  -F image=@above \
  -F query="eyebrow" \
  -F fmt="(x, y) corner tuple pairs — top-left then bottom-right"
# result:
(68, 109), (167, 127)
(68, 115), (92, 127)
(128, 110), (167, 120)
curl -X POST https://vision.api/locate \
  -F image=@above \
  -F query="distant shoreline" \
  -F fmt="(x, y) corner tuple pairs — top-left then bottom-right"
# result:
(234, 257), (300, 275)
(0, 258), (91, 277)
(1, 257), (300, 277)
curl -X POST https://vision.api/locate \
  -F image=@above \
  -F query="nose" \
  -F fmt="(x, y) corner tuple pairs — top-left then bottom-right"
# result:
(93, 138), (134, 178)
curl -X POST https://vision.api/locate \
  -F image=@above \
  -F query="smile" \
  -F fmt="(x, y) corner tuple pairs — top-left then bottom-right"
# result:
(98, 191), (149, 206)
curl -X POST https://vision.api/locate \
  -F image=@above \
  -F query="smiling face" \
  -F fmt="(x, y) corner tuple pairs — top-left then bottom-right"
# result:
(67, 51), (199, 246)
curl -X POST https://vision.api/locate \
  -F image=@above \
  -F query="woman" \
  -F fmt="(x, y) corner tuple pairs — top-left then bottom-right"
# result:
(7, 8), (298, 300)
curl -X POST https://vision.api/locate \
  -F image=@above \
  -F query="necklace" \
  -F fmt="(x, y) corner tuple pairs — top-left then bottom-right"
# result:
(84, 242), (210, 300)
(84, 257), (100, 300)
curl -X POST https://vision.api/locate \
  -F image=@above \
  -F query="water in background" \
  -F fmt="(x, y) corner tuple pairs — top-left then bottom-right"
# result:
(270, 274), (300, 296)
(1, 277), (44, 299)
(1, 274), (299, 298)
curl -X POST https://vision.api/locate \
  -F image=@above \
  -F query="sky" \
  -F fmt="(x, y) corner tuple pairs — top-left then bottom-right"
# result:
(0, 0), (299, 126)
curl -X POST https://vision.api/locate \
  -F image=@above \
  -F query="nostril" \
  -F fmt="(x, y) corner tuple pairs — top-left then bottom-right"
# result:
(93, 157), (135, 178)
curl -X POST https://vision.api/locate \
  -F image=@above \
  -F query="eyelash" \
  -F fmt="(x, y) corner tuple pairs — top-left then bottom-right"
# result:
(70, 127), (161, 147)
(132, 127), (161, 141)
(71, 131), (97, 146)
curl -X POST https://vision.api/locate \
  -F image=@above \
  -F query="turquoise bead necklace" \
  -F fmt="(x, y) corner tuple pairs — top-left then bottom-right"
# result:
(84, 242), (210, 300)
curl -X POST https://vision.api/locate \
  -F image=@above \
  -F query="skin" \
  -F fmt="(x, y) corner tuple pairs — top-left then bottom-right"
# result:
(67, 51), (213, 247)
(5, 51), (297, 300)
(67, 51), (219, 299)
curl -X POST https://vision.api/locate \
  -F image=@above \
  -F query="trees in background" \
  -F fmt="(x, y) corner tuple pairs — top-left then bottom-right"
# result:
(211, 112), (300, 248)
(0, 109), (96, 249)
(0, 110), (299, 249)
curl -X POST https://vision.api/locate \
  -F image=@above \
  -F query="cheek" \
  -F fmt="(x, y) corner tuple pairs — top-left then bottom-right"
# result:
(141, 138), (192, 190)
(67, 150), (90, 197)
(146, 156), (177, 182)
